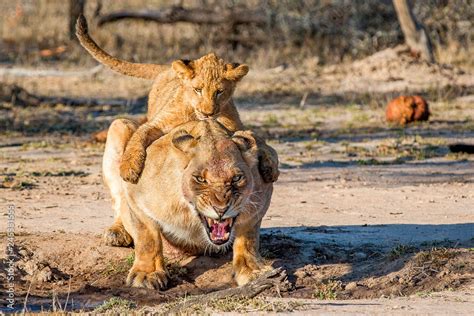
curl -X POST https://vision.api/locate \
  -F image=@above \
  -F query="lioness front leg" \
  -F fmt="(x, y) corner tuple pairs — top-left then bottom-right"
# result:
(120, 122), (164, 183)
(123, 211), (168, 289)
(232, 223), (264, 286)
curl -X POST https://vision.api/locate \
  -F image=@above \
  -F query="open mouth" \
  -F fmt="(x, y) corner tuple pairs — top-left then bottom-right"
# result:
(199, 215), (235, 245)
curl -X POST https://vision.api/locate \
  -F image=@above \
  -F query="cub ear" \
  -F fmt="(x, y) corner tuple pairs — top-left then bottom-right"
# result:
(231, 130), (257, 153)
(224, 63), (249, 81)
(172, 130), (196, 153)
(172, 60), (194, 79)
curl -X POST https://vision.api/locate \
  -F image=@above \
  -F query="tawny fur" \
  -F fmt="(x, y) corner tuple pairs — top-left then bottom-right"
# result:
(76, 15), (279, 184)
(102, 119), (273, 289)
(386, 95), (430, 125)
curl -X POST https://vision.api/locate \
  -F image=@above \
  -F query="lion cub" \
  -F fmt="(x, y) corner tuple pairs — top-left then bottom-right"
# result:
(76, 15), (278, 184)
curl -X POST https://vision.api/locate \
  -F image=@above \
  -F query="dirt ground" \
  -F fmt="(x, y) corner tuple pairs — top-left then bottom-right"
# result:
(1, 48), (474, 314)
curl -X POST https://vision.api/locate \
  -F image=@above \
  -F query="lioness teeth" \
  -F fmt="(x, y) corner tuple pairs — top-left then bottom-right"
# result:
(202, 215), (236, 244)
(205, 217), (233, 227)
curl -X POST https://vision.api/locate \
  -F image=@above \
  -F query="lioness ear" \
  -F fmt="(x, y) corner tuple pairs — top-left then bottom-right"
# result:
(172, 60), (194, 79)
(231, 130), (257, 153)
(172, 130), (196, 153)
(225, 63), (249, 81)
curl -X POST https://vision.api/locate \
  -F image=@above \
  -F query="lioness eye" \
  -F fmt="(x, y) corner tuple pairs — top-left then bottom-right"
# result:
(194, 175), (206, 183)
(232, 175), (243, 182)
(194, 88), (202, 95)
(217, 89), (224, 96)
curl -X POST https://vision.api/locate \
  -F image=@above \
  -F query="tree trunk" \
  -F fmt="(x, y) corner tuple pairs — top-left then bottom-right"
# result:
(393, 0), (434, 62)
(69, 0), (87, 40)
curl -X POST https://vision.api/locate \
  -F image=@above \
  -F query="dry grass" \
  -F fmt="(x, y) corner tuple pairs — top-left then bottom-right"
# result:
(312, 280), (343, 300)
(94, 297), (136, 313)
(153, 296), (304, 314)
(0, 1), (472, 68)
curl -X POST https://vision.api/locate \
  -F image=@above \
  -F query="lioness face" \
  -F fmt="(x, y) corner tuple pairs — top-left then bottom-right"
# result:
(173, 131), (255, 247)
(172, 53), (249, 119)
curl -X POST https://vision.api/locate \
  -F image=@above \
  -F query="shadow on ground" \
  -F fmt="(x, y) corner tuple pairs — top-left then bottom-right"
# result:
(1, 223), (472, 312)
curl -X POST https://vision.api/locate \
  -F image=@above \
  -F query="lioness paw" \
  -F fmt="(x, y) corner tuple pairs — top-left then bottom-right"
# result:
(126, 269), (168, 290)
(103, 224), (133, 247)
(234, 264), (273, 286)
(120, 150), (146, 184)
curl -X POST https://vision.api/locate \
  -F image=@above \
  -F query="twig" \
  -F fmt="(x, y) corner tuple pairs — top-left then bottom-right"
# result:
(22, 281), (33, 313)
(64, 277), (72, 311)
(299, 92), (309, 108)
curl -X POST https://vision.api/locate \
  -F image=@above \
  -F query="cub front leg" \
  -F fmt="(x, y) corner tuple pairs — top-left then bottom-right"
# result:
(120, 122), (163, 183)
(232, 223), (264, 286)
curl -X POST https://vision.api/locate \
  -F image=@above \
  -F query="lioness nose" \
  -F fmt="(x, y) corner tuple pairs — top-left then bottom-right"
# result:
(214, 206), (229, 216)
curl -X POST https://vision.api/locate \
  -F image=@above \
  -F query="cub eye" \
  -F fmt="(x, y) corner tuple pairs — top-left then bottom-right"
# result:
(217, 89), (224, 96)
(193, 175), (206, 184)
(232, 174), (243, 183)
(193, 88), (202, 95)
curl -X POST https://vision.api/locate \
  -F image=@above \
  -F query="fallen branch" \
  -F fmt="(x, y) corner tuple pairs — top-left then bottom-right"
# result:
(0, 84), (43, 107)
(169, 267), (287, 313)
(98, 6), (267, 26)
(97, 6), (322, 38)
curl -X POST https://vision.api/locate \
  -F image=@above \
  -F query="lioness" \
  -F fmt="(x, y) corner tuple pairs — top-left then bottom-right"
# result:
(76, 15), (279, 185)
(103, 118), (273, 288)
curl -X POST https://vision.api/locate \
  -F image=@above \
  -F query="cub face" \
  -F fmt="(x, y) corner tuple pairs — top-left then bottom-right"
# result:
(172, 53), (249, 119)
(172, 125), (258, 249)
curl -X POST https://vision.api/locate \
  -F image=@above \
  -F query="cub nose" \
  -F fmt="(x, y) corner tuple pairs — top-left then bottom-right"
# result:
(199, 110), (215, 118)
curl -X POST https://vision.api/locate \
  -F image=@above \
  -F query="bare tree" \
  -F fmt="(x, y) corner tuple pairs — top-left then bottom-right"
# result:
(393, 0), (434, 62)
(69, 0), (86, 40)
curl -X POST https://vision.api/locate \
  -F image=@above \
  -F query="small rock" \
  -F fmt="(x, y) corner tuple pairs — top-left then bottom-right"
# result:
(345, 282), (358, 290)
(23, 260), (38, 275)
(366, 277), (377, 288)
(18, 249), (29, 258)
(36, 267), (53, 283)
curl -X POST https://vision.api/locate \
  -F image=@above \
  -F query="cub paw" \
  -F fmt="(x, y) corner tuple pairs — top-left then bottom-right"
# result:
(119, 149), (146, 184)
(103, 224), (133, 247)
(126, 268), (168, 290)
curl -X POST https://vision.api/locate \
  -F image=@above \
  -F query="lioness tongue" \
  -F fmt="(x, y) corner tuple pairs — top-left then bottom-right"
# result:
(211, 222), (228, 239)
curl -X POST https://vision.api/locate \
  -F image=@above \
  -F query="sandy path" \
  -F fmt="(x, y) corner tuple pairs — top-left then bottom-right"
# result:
(1, 144), (473, 247)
